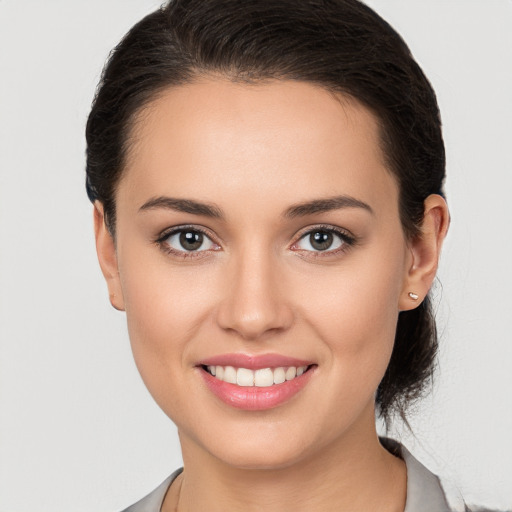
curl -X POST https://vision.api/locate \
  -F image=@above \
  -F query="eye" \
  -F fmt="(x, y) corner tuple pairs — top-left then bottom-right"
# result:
(292, 227), (354, 253)
(158, 227), (219, 255)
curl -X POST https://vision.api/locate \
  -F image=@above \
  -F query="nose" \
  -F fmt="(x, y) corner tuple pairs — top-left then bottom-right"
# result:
(215, 248), (294, 341)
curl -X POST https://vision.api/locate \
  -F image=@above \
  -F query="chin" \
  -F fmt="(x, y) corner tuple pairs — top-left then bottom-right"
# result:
(210, 442), (312, 471)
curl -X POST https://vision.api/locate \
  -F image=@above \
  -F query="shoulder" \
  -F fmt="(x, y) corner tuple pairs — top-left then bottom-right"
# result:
(380, 438), (505, 512)
(465, 508), (508, 512)
(382, 438), (453, 512)
(120, 469), (183, 512)
(465, 506), (509, 512)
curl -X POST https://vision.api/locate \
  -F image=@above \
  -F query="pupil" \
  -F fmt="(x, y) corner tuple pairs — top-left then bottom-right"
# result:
(310, 231), (333, 251)
(180, 231), (203, 251)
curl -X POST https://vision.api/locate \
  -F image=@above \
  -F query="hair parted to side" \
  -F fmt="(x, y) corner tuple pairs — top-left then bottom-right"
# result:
(86, 0), (446, 423)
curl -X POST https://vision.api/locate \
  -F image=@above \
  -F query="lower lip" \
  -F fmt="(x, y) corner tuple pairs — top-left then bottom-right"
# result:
(199, 367), (315, 411)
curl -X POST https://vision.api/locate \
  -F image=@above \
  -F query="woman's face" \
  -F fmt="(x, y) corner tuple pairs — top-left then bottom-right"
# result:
(100, 79), (418, 469)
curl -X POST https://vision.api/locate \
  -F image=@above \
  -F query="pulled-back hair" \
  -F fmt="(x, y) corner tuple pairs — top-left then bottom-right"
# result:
(86, 0), (446, 423)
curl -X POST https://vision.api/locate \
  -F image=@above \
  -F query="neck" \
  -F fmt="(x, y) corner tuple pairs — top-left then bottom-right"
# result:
(164, 408), (406, 512)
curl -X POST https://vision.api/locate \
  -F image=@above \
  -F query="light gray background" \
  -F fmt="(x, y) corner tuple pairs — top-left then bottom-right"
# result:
(0, 1), (511, 511)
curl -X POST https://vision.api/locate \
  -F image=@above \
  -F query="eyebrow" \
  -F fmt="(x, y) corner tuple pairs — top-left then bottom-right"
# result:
(284, 195), (374, 218)
(138, 194), (373, 219)
(139, 196), (224, 219)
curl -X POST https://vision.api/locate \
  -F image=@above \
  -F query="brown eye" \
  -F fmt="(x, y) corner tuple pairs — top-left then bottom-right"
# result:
(310, 231), (334, 251)
(293, 228), (349, 253)
(162, 229), (217, 253)
(179, 230), (204, 251)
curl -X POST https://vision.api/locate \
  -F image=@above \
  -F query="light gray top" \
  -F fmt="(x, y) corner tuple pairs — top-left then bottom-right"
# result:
(121, 440), (460, 512)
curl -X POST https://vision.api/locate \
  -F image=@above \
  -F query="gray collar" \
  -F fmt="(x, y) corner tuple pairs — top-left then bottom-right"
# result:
(121, 469), (182, 512)
(380, 438), (451, 512)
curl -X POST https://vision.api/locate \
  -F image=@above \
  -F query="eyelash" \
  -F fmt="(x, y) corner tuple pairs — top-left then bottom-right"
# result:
(155, 224), (357, 260)
(290, 224), (357, 258)
(155, 225), (220, 260)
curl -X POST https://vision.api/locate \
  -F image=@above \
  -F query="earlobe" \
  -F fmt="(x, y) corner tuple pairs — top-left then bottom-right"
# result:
(399, 194), (450, 311)
(93, 202), (125, 311)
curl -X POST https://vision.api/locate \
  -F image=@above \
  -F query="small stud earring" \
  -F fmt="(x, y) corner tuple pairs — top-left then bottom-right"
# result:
(408, 292), (419, 301)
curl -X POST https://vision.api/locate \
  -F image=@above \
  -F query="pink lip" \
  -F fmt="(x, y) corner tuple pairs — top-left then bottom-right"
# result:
(197, 353), (313, 370)
(197, 354), (316, 411)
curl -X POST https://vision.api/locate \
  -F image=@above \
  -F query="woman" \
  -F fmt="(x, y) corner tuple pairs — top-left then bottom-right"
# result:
(86, 1), (482, 511)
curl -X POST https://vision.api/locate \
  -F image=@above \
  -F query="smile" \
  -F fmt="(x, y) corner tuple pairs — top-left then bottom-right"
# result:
(204, 365), (309, 387)
(198, 355), (316, 410)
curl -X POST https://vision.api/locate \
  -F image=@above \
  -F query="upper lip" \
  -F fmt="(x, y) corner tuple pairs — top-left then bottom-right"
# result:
(197, 353), (314, 370)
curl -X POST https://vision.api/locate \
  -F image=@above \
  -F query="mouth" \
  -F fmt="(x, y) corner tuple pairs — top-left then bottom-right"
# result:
(197, 355), (316, 410)
(201, 364), (311, 387)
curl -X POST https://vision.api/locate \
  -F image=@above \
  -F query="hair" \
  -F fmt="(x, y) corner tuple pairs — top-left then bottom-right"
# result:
(86, 0), (446, 423)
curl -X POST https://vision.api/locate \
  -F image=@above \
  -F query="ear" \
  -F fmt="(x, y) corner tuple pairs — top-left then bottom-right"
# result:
(399, 194), (450, 311)
(94, 202), (125, 311)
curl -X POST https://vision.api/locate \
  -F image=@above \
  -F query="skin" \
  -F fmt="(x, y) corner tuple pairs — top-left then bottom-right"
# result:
(95, 79), (449, 511)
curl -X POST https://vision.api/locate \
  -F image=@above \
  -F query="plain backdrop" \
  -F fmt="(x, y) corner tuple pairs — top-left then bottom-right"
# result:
(0, 1), (511, 511)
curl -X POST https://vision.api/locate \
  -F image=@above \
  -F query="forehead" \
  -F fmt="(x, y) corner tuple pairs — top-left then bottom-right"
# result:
(119, 79), (398, 216)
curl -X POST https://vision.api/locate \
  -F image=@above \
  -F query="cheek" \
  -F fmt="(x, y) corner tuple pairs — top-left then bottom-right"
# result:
(296, 243), (406, 376)
(288, 251), (405, 436)
(118, 251), (216, 403)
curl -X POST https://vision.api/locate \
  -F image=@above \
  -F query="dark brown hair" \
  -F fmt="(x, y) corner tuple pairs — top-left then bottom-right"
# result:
(86, 0), (446, 423)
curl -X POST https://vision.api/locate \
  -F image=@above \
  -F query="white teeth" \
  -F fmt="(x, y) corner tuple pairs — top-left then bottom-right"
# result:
(206, 364), (310, 387)
(223, 366), (237, 384)
(285, 366), (296, 381)
(255, 368), (274, 387)
(237, 367), (254, 387)
(273, 367), (286, 384)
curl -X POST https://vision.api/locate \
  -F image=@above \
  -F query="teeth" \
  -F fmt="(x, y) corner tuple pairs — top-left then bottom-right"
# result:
(237, 367), (254, 386)
(206, 365), (309, 387)
(223, 366), (237, 384)
(285, 366), (296, 380)
(255, 368), (274, 387)
(273, 367), (286, 384)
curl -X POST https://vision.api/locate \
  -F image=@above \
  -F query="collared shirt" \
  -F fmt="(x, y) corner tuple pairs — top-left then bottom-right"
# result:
(121, 440), (463, 512)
